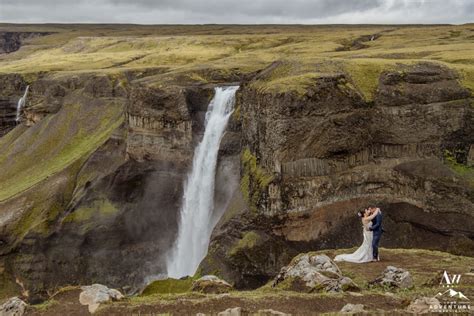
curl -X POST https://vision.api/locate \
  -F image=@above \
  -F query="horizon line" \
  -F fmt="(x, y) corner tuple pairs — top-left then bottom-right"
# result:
(0, 22), (473, 27)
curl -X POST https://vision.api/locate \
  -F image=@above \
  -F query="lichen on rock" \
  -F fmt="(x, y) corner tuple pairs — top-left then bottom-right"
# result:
(272, 253), (359, 293)
(369, 266), (413, 290)
(240, 148), (273, 213)
(191, 275), (233, 294)
(79, 284), (124, 314)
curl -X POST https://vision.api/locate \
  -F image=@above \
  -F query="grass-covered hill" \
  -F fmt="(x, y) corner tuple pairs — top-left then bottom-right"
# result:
(1, 23), (474, 97)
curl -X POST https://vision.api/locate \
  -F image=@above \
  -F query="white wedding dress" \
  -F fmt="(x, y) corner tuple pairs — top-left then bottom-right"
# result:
(334, 221), (373, 263)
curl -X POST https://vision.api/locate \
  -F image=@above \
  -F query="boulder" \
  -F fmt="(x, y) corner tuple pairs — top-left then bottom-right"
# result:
(217, 307), (243, 316)
(257, 309), (290, 315)
(79, 284), (124, 314)
(215, 307), (289, 316)
(340, 303), (365, 314)
(0, 297), (27, 316)
(406, 297), (440, 314)
(191, 275), (233, 294)
(272, 253), (359, 293)
(370, 266), (413, 289)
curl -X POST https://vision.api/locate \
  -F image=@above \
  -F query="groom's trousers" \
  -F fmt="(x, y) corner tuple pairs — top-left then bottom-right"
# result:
(372, 231), (382, 259)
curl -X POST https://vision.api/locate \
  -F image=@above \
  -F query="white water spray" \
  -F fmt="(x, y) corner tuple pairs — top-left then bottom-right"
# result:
(166, 86), (239, 278)
(16, 85), (29, 122)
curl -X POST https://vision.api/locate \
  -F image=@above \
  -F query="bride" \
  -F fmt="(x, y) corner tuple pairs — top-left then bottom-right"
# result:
(334, 208), (380, 263)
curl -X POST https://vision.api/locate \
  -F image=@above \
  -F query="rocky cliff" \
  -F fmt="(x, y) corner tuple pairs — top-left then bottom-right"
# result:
(0, 71), (223, 300)
(201, 62), (474, 289)
(0, 32), (52, 54)
(0, 24), (473, 302)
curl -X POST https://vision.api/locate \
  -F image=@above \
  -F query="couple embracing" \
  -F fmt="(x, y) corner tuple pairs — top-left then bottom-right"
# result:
(334, 206), (384, 263)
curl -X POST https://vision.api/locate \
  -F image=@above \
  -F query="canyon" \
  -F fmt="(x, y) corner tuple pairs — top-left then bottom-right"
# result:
(0, 24), (472, 312)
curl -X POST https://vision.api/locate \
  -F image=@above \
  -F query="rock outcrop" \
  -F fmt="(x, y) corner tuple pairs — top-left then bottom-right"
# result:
(0, 297), (27, 316)
(215, 307), (290, 316)
(217, 307), (243, 316)
(0, 74), (27, 136)
(79, 284), (124, 314)
(272, 253), (359, 293)
(340, 303), (365, 314)
(0, 32), (53, 54)
(191, 275), (233, 294)
(406, 297), (440, 314)
(369, 266), (413, 289)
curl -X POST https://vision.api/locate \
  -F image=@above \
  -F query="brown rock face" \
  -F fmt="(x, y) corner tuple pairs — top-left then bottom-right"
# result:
(0, 61), (472, 299)
(0, 72), (221, 300)
(0, 74), (28, 136)
(0, 98), (17, 137)
(0, 32), (53, 54)
(202, 62), (473, 289)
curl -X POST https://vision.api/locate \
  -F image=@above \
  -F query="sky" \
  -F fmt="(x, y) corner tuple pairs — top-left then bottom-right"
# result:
(0, 0), (472, 24)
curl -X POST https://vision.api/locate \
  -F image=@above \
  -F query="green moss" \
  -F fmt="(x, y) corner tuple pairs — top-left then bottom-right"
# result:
(251, 72), (320, 96)
(187, 72), (209, 83)
(11, 157), (84, 240)
(455, 65), (474, 93)
(344, 59), (398, 101)
(443, 149), (474, 186)
(240, 173), (251, 203)
(240, 148), (273, 213)
(20, 72), (41, 84)
(64, 198), (118, 223)
(232, 104), (241, 121)
(228, 231), (260, 256)
(30, 300), (59, 312)
(0, 99), (124, 201)
(3, 97), (124, 241)
(273, 276), (305, 292)
(141, 278), (194, 296)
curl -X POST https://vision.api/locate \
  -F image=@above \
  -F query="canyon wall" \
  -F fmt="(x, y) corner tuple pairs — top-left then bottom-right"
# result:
(0, 72), (217, 300)
(0, 61), (472, 299)
(201, 62), (474, 289)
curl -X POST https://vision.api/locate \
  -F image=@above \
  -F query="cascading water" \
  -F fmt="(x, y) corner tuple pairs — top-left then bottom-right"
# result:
(166, 86), (239, 278)
(16, 85), (29, 122)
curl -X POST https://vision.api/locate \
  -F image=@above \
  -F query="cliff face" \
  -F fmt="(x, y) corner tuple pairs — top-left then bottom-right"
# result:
(0, 74), (25, 136)
(0, 25), (473, 302)
(0, 61), (472, 299)
(0, 72), (220, 300)
(201, 62), (474, 289)
(0, 32), (53, 54)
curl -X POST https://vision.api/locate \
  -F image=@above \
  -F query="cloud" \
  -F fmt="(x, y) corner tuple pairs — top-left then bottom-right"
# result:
(0, 0), (472, 24)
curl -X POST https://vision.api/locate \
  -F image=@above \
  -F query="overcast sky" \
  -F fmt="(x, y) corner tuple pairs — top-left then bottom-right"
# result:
(0, 0), (472, 24)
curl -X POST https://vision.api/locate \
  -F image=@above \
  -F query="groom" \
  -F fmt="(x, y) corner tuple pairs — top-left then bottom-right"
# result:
(369, 207), (383, 261)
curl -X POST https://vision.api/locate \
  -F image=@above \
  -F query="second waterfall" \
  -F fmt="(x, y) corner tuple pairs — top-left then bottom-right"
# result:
(167, 86), (239, 278)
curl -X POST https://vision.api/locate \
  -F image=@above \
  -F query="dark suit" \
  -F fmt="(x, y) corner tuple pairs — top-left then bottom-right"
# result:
(370, 211), (383, 260)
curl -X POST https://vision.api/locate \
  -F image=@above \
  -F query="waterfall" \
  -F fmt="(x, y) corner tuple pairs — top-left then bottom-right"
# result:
(166, 86), (239, 278)
(16, 85), (29, 122)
